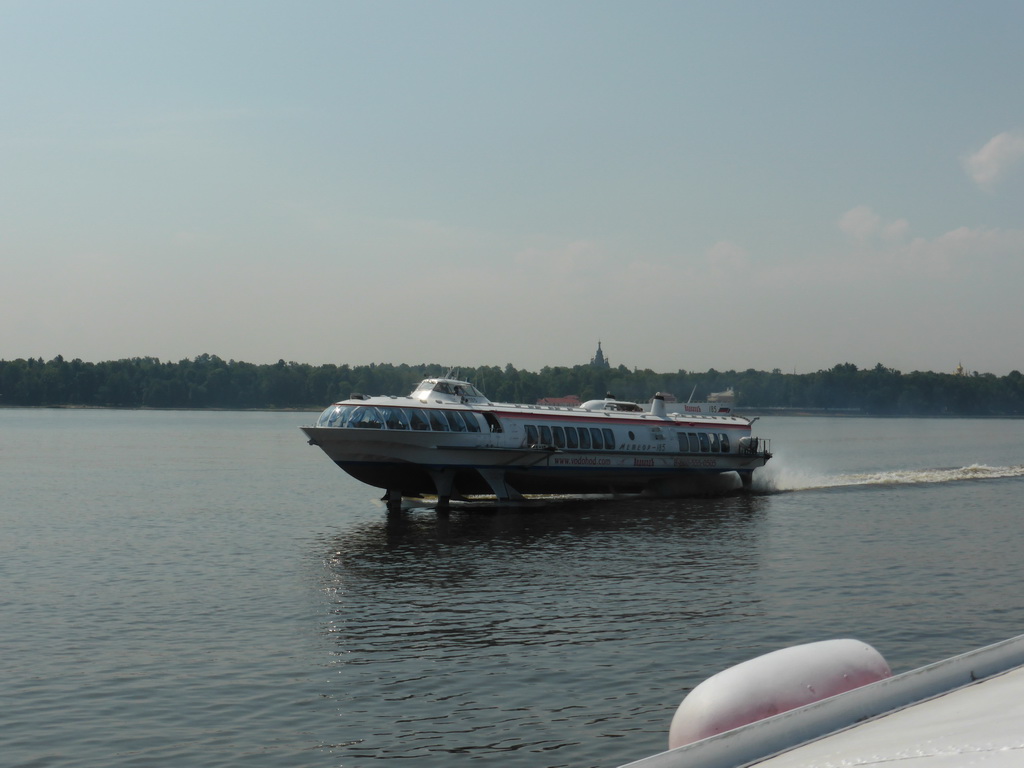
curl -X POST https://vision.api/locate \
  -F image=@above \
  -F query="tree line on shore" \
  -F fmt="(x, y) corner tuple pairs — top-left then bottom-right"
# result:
(1, 354), (1022, 416)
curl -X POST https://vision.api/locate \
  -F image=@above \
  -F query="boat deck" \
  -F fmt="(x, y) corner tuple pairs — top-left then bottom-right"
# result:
(744, 664), (1024, 766)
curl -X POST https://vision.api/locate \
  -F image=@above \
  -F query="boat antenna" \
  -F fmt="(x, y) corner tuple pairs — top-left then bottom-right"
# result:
(687, 385), (697, 403)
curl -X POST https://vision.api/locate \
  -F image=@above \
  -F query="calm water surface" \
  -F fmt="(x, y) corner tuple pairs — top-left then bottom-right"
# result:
(2, 410), (1023, 767)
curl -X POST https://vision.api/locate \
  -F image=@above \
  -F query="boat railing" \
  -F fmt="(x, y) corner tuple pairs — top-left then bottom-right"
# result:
(739, 437), (771, 457)
(493, 402), (744, 421)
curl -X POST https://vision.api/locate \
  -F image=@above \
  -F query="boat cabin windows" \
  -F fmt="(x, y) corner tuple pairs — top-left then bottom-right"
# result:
(318, 406), (343, 427)
(314, 403), (739, 457)
(408, 409), (431, 431)
(351, 407), (384, 429)
(427, 410), (450, 431)
(445, 410), (467, 432)
(521, 423), (617, 451)
(677, 431), (734, 453)
(380, 407), (410, 430)
(316, 404), (490, 433)
(411, 379), (489, 402)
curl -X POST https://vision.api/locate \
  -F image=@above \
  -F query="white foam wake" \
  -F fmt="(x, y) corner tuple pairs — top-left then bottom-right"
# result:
(755, 463), (1024, 493)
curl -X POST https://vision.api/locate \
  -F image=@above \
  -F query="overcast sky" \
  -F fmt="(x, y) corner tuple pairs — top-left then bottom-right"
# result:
(3, 1), (1023, 375)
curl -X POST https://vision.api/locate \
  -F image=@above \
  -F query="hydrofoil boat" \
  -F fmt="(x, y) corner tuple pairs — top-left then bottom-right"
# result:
(301, 376), (772, 509)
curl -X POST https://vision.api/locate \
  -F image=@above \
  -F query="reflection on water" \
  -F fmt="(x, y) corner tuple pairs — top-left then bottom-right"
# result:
(324, 495), (769, 588)
(314, 496), (770, 766)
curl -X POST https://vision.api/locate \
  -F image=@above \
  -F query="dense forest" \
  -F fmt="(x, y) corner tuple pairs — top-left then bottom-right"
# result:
(1, 354), (1023, 416)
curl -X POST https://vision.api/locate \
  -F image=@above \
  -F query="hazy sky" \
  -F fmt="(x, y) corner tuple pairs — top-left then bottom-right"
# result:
(3, 1), (1022, 375)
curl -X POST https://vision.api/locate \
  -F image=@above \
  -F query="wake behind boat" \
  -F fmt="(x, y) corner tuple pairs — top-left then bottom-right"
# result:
(301, 375), (772, 509)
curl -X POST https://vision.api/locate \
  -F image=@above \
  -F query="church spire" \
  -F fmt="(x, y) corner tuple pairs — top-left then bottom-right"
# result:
(590, 340), (610, 369)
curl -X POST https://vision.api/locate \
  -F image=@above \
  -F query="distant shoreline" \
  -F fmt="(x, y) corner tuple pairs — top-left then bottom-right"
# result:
(3, 357), (1020, 416)
(4, 404), (1020, 420)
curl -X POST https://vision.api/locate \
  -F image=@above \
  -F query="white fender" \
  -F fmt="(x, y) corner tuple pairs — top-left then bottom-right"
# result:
(668, 638), (891, 749)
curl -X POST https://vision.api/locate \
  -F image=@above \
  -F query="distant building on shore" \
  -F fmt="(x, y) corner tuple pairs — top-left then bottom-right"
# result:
(707, 388), (735, 404)
(590, 341), (610, 369)
(535, 343), (615, 404)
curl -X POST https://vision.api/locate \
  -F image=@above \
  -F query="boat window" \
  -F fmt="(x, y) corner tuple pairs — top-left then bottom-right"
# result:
(719, 433), (730, 453)
(433, 381), (455, 395)
(710, 433), (720, 452)
(688, 433), (700, 452)
(552, 426), (565, 448)
(380, 407), (410, 430)
(350, 406), (384, 429)
(540, 425), (553, 445)
(525, 425), (539, 445)
(565, 427), (578, 449)
(427, 410), (450, 431)
(407, 409), (431, 431)
(482, 412), (503, 433)
(461, 412), (482, 432)
(602, 428), (615, 449)
(698, 432), (710, 452)
(676, 433), (688, 452)
(335, 406), (355, 427)
(590, 428), (604, 449)
(444, 410), (467, 432)
(321, 406), (351, 427)
(341, 406), (360, 427)
(578, 427), (591, 449)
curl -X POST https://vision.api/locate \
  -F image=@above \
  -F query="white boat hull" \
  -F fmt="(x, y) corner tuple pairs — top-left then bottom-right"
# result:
(302, 377), (772, 505)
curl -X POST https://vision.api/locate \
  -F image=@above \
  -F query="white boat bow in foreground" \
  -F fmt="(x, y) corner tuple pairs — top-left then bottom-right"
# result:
(621, 633), (1024, 768)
